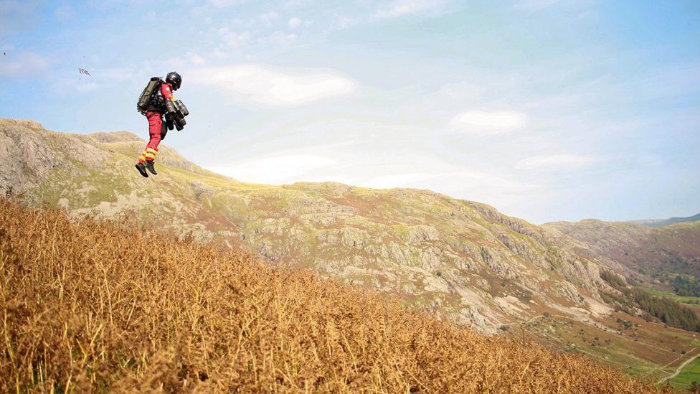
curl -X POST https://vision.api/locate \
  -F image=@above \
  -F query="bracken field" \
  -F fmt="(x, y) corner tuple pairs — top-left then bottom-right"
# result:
(0, 199), (666, 392)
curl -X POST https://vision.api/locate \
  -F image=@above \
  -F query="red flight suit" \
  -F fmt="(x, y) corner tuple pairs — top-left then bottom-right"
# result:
(138, 82), (175, 163)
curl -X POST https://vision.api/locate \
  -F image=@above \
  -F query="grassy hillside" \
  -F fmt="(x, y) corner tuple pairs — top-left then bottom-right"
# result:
(0, 199), (660, 392)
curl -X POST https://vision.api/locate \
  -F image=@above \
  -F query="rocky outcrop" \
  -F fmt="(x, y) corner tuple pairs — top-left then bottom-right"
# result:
(0, 119), (106, 198)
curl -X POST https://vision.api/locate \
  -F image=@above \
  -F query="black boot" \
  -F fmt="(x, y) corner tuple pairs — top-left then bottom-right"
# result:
(145, 160), (157, 175)
(135, 162), (149, 177)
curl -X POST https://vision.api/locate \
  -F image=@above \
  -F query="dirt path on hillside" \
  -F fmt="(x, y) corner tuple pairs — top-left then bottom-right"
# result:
(656, 348), (698, 385)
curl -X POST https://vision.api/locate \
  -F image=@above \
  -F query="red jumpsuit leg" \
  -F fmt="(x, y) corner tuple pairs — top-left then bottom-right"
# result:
(139, 111), (162, 163)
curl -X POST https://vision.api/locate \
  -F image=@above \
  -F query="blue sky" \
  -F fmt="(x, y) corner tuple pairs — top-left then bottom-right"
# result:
(1, 0), (698, 223)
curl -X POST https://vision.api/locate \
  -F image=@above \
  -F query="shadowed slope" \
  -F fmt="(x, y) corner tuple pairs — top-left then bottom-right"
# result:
(0, 199), (659, 392)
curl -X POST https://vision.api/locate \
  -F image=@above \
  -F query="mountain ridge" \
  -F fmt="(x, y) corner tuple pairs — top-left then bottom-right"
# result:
(629, 213), (700, 228)
(546, 213), (700, 229)
(543, 218), (700, 290)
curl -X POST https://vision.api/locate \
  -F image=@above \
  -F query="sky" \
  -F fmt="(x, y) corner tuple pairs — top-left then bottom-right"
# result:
(0, 0), (698, 223)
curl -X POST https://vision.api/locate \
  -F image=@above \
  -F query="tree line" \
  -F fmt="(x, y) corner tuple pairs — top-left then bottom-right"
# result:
(600, 270), (700, 332)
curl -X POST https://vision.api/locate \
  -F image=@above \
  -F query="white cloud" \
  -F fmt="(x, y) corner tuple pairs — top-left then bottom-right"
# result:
(259, 31), (297, 45)
(207, 149), (537, 208)
(258, 11), (279, 26)
(211, 48), (228, 60)
(288, 17), (302, 29)
(515, 154), (598, 170)
(366, 169), (529, 191)
(217, 27), (252, 47)
(190, 64), (357, 106)
(187, 52), (206, 65)
(360, 166), (539, 207)
(209, 154), (337, 184)
(374, 0), (448, 20)
(449, 110), (528, 135)
(331, 14), (360, 30)
(0, 51), (48, 77)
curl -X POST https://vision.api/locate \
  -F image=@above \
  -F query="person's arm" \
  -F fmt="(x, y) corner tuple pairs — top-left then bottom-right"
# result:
(161, 83), (175, 101)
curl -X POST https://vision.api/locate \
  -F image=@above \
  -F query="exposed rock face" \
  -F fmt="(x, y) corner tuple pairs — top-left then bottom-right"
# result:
(0, 118), (627, 333)
(0, 119), (66, 197)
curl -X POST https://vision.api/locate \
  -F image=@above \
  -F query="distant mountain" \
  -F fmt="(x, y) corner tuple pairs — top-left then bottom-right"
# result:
(630, 213), (700, 228)
(544, 218), (700, 288)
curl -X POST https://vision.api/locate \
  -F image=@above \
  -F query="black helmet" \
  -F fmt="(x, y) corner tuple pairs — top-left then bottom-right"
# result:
(166, 71), (182, 90)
